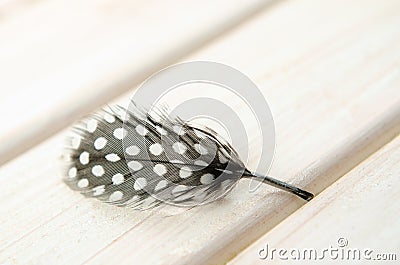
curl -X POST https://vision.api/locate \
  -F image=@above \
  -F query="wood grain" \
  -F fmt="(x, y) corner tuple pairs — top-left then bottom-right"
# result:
(230, 135), (400, 264)
(0, 0), (400, 264)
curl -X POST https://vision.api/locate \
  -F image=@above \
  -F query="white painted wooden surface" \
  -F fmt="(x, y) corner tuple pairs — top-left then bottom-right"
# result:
(0, 0), (273, 165)
(231, 134), (400, 264)
(0, 0), (399, 264)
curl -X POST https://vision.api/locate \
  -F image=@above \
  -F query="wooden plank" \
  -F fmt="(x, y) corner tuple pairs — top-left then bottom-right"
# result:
(0, 0), (274, 165)
(1, 0), (400, 264)
(230, 134), (400, 264)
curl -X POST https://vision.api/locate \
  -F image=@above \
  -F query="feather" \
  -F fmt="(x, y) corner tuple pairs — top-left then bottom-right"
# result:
(63, 104), (313, 210)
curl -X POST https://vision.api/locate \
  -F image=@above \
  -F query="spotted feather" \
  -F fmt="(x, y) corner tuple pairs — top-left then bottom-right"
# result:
(63, 104), (314, 210)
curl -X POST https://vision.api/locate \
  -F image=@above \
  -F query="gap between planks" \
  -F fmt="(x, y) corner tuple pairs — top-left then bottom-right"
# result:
(191, 104), (400, 265)
(230, 133), (400, 264)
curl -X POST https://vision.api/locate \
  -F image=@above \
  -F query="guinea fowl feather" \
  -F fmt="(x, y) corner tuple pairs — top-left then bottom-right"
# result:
(63, 104), (314, 210)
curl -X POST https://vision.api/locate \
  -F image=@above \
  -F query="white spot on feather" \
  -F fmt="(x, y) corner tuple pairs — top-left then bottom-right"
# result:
(109, 191), (123, 202)
(173, 125), (185, 136)
(92, 165), (105, 177)
(149, 143), (163, 156)
(134, 177), (147, 190)
(68, 167), (77, 178)
(113, 128), (127, 140)
(128, 161), (143, 171)
(172, 185), (189, 194)
(153, 164), (167, 176)
(92, 185), (105, 196)
(126, 145), (140, 156)
(94, 137), (107, 150)
(156, 126), (168, 135)
(200, 173), (214, 184)
(154, 180), (168, 191)
(179, 167), (192, 179)
(103, 112), (116, 123)
(194, 144), (208, 155)
(86, 119), (98, 133)
(77, 178), (89, 188)
(112, 173), (124, 185)
(105, 153), (120, 162)
(135, 124), (148, 136)
(79, 152), (89, 165)
(172, 142), (187, 154)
